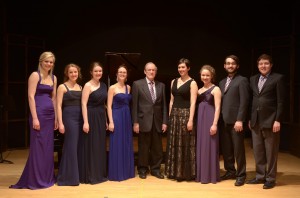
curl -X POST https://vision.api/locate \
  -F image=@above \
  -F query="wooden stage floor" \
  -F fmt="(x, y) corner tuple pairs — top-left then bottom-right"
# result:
(1, 138), (300, 198)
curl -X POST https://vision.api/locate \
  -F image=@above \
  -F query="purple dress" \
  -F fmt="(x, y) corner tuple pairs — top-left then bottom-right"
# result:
(196, 86), (220, 184)
(108, 86), (135, 181)
(10, 72), (56, 189)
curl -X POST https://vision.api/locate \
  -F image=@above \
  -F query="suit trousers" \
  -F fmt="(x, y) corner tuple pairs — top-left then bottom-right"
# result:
(221, 123), (246, 179)
(251, 125), (280, 182)
(137, 122), (163, 174)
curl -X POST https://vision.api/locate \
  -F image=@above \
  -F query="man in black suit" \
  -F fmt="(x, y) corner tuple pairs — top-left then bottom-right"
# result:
(131, 62), (168, 179)
(219, 55), (250, 186)
(246, 54), (285, 189)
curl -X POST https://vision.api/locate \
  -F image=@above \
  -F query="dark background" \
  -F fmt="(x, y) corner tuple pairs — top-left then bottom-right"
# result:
(1, 0), (300, 156)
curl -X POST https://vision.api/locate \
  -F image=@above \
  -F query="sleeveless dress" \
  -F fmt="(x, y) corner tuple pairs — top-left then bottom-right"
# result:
(196, 86), (220, 183)
(78, 82), (108, 184)
(57, 84), (82, 186)
(108, 85), (135, 181)
(10, 72), (56, 189)
(165, 78), (196, 181)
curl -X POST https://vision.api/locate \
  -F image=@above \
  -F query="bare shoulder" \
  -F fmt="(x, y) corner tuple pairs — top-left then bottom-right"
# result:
(53, 75), (57, 82)
(82, 81), (92, 91)
(212, 86), (221, 94)
(190, 80), (198, 89)
(84, 81), (92, 87)
(109, 84), (116, 90)
(191, 79), (197, 85)
(58, 83), (67, 90)
(171, 78), (175, 85)
(29, 71), (39, 78)
(127, 84), (131, 93)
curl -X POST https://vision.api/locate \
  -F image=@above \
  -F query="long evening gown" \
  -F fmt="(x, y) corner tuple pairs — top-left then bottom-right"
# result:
(10, 72), (56, 189)
(57, 84), (82, 186)
(78, 82), (108, 184)
(165, 78), (196, 181)
(196, 86), (220, 184)
(108, 86), (135, 181)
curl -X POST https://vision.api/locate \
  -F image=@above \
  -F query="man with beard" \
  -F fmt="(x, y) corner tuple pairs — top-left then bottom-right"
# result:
(219, 55), (250, 186)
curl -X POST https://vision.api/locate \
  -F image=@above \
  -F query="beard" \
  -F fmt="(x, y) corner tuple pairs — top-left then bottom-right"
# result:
(226, 68), (237, 75)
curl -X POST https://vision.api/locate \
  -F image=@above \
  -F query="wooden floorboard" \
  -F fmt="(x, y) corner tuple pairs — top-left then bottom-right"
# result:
(1, 138), (300, 198)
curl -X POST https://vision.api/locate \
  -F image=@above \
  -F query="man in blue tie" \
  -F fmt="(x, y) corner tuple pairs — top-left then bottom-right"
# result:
(247, 54), (285, 189)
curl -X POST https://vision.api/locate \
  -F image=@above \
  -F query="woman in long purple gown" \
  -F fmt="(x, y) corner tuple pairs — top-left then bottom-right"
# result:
(196, 65), (221, 184)
(10, 51), (57, 189)
(107, 65), (135, 181)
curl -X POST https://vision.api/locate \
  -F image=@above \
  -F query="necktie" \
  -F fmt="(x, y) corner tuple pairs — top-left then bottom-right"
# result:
(258, 76), (266, 93)
(224, 77), (231, 91)
(149, 81), (156, 103)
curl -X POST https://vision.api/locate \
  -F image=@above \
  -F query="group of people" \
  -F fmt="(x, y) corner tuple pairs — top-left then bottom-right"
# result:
(9, 51), (285, 191)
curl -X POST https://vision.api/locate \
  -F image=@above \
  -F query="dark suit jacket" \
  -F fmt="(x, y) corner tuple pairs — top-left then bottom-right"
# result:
(249, 72), (285, 128)
(131, 78), (168, 132)
(219, 74), (250, 124)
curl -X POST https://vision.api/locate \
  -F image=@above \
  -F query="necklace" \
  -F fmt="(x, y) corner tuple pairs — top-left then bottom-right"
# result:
(178, 77), (190, 85)
(66, 81), (76, 89)
(203, 83), (214, 89)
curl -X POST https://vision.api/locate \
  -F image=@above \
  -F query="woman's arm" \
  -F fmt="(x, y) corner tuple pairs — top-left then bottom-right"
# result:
(107, 85), (115, 132)
(168, 79), (175, 116)
(82, 83), (91, 133)
(210, 86), (222, 135)
(28, 72), (39, 130)
(187, 80), (198, 131)
(56, 84), (66, 133)
(52, 75), (58, 130)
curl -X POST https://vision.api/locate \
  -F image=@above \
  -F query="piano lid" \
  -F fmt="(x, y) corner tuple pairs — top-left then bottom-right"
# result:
(105, 52), (143, 86)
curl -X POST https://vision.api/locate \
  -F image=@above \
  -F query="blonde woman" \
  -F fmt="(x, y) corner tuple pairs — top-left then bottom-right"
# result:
(10, 51), (57, 189)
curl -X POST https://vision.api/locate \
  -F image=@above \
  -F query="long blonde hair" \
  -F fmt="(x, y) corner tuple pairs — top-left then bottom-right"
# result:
(38, 51), (55, 76)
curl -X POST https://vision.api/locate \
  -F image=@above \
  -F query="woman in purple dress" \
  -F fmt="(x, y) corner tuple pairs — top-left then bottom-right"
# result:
(79, 62), (108, 184)
(10, 51), (57, 189)
(196, 65), (221, 184)
(107, 64), (135, 181)
(56, 63), (83, 186)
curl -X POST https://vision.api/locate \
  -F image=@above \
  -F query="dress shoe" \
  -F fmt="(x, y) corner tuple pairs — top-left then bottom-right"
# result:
(150, 172), (164, 179)
(263, 181), (276, 189)
(220, 172), (236, 180)
(234, 178), (245, 186)
(246, 178), (265, 184)
(139, 172), (147, 179)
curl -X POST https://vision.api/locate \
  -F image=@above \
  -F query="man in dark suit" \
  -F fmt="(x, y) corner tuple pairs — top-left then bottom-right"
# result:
(246, 54), (285, 189)
(219, 55), (250, 186)
(131, 62), (168, 179)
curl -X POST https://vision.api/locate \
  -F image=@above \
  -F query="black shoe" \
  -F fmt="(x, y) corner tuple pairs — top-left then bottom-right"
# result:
(220, 172), (236, 180)
(139, 172), (147, 179)
(263, 181), (275, 189)
(246, 178), (265, 184)
(176, 178), (184, 182)
(234, 178), (245, 186)
(150, 172), (164, 179)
